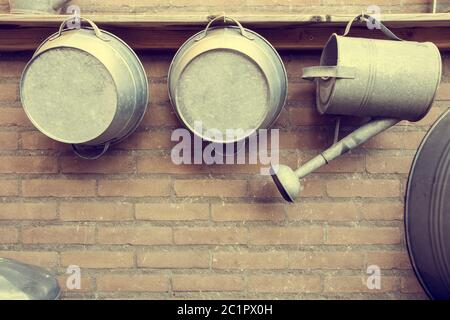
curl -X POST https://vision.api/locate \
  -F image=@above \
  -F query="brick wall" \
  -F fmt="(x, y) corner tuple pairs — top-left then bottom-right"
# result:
(1, 0), (449, 299)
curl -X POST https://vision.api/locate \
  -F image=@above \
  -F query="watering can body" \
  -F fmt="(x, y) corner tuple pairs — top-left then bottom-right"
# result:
(303, 18), (442, 122)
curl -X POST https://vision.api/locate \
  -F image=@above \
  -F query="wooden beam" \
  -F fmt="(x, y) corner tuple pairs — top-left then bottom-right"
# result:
(0, 13), (450, 51)
(1, 13), (450, 28)
(0, 26), (449, 52)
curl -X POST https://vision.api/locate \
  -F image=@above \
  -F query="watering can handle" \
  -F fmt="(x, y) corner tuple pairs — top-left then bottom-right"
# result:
(302, 66), (356, 81)
(71, 142), (111, 160)
(343, 13), (403, 41)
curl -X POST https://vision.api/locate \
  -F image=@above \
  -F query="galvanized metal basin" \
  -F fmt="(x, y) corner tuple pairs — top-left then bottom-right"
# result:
(168, 16), (287, 144)
(20, 17), (148, 159)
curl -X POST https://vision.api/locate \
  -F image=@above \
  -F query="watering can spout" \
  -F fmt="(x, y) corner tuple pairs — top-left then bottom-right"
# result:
(271, 118), (400, 202)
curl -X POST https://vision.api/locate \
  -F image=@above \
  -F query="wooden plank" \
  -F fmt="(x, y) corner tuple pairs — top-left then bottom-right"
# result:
(0, 25), (450, 51)
(1, 13), (450, 51)
(1, 13), (450, 28)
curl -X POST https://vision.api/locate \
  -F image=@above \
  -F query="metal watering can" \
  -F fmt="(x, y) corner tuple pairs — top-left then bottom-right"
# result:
(271, 14), (442, 202)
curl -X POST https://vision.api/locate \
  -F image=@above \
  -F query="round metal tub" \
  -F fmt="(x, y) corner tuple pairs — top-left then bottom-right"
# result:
(406, 108), (450, 300)
(168, 16), (287, 144)
(20, 17), (148, 159)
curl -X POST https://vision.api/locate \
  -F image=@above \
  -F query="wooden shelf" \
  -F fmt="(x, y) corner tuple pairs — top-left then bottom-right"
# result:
(0, 13), (449, 51)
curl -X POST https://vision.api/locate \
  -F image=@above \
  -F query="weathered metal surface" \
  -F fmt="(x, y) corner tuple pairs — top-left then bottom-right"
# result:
(271, 118), (400, 202)
(0, 258), (60, 300)
(406, 108), (450, 300)
(9, 0), (70, 14)
(22, 48), (118, 144)
(20, 17), (148, 158)
(168, 16), (287, 144)
(271, 14), (441, 202)
(303, 14), (442, 121)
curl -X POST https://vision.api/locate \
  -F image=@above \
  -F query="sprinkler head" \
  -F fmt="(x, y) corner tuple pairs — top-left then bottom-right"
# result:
(270, 165), (300, 203)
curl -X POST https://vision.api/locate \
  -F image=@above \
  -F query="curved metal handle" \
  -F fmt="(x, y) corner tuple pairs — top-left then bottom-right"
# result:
(49, 16), (109, 42)
(71, 142), (110, 160)
(343, 13), (403, 41)
(302, 66), (356, 81)
(195, 15), (254, 41)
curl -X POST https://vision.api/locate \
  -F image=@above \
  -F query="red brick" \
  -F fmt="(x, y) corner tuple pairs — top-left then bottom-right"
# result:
(174, 179), (248, 197)
(248, 275), (321, 293)
(22, 179), (96, 197)
(326, 179), (400, 198)
(362, 131), (426, 150)
(0, 108), (31, 127)
(0, 202), (57, 220)
(60, 156), (135, 174)
(116, 131), (173, 150)
(0, 83), (18, 102)
(400, 105), (446, 127)
(288, 107), (335, 126)
(211, 203), (285, 221)
(135, 203), (209, 221)
(0, 227), (19, 244)
(366, 154), (414, 174)
(59, 202), (133, 221)
(0, 132), (19, 150)
(249, 227), (324, 245)
(0, 180), (19, 196)
(317, 154), (366, 173)
(174, 227), (247, 245)
(360, 202), (404, 220)
(326, 227), (402, 245)
(137, 251), (210, 269)
(60, 251), (134, 268)
(58, 276), (93, 293)
(137, 154), (209, 174)
(0, 156), (57, 173)
(0, 251), (58, 267)
(289, 251), (365, 269)
(287, 202), (359, 221)
(97, 226), (172, 245)
(436, 82), (450, 100)
(98, 179), (171, 197)
(401, 276), (425, 294)
(279, 130), (329, 150)
(212, 251), (288, 269)
(97, 275), (169, 292)
(249, 178), (326, 198)
(366, 251), (411, 269)
(22, 226), (95, 244)
(20, 131), (67, 150)
(172, 275), (244, 292)
(324, 276), (399, 293)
